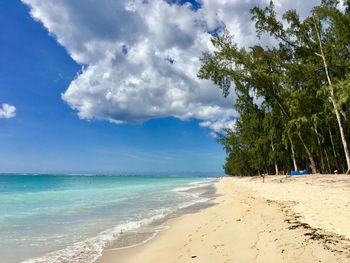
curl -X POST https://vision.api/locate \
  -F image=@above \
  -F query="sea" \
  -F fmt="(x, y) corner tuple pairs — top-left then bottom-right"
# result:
(0, 174), (218, 263)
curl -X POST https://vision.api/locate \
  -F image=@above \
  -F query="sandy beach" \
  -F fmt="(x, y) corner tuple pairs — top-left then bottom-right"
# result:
(98, 175), (350, 263)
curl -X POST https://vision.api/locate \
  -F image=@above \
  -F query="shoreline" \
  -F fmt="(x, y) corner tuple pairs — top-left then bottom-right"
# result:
(12, 176), (217, 263)
(95, 182), (218, 253)
(98, 175), (350, 263)
(93, 180), (219, 260)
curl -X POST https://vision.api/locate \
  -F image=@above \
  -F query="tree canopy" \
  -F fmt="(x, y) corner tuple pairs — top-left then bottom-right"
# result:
(199, 1), (350, 176)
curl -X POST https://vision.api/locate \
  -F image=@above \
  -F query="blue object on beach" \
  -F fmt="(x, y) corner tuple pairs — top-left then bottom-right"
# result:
(290, 170), (309, 176)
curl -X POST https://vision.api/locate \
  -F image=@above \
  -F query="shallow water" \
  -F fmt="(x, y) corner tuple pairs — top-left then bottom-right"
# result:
(0, 174), (215, 263)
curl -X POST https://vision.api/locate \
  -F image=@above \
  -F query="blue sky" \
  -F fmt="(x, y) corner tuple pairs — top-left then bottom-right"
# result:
(0, 0), (229, 174)
(0, 0), (318, 174)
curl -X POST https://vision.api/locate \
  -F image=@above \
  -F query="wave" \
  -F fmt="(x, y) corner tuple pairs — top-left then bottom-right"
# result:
(172, 178), (217, 192)
(22, 196), (210, 263)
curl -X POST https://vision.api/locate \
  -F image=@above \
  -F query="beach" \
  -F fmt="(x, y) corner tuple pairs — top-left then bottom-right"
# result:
(98, 175), (350, 263)
(0, 175), (215, 263)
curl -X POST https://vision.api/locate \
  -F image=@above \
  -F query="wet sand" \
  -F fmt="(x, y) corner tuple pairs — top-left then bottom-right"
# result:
(98, 175), (350, 263)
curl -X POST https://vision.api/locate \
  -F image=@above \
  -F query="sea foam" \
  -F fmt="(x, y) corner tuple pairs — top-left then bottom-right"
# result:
(21, 179), (213, 263)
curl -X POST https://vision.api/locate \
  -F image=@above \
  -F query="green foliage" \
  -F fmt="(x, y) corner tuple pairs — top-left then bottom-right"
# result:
(199, 1), (350, 176)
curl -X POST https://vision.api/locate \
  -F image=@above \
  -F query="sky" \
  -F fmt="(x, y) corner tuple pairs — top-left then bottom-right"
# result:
(0, 0), (321, 174)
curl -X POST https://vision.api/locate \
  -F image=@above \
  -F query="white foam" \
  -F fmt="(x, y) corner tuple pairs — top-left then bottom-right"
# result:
(22, 213), (164, 263)
(172, 179), (216, 192)
(22, 194), (210, 263)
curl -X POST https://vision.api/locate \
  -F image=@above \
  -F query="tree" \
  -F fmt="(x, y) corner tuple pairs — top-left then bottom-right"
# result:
(251, 1), (350, 173)
(199, 1), (350, 175)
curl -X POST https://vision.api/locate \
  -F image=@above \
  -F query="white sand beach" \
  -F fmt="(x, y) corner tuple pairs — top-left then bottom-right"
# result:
(98, 175), (350, 263)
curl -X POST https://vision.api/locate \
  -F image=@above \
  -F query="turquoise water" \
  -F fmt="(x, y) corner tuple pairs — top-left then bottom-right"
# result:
(0, 174), (214, 263)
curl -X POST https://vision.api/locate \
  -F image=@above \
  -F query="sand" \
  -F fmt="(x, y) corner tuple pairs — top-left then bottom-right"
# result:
(98, 175), (350, 263)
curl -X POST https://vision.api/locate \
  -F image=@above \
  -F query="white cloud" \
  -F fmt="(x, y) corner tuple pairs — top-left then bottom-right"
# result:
(21, 0), (319, 131)
(200, 118), (237, 132)
(0, 103), (16, 119)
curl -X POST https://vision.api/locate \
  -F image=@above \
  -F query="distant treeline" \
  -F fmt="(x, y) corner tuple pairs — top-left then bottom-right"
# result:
(198, 1), (350, 176)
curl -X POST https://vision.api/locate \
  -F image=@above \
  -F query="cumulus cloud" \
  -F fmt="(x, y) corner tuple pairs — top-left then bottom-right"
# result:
(200, 118), (237, 132)
(0, 103), (16, 119)
(21, 0), (319, 131)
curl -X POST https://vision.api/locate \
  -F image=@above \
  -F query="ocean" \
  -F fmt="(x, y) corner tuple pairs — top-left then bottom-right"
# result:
(0, 174), (216, 263)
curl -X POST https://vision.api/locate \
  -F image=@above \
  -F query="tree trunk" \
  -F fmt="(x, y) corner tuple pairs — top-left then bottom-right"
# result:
(314, 126), (325, 173)
(274, 164), (279, 176)
(288, 134), (298, 171)
(297, 132), (317, 174)
(270, 135), (279, 175)
(333, 104), (350, 173)
(313, 17), (350, 174)
(324, 149), (331, 174)
(329, 126), (340, 172)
